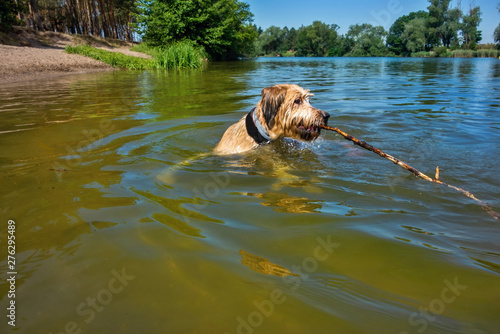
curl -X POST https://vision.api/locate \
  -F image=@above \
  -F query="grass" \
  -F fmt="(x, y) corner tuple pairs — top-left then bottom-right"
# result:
(450, 50), (500, 58)
(410, 51), (435, 58)
(410, 49), (499, 58)
(132, 41), (207, 69)
(451, 50), (475, 58)
(66, 45), (152, 69)
(476, 49), (499, 58)
(128, 42), (151, 55)
(66, 41), (206, 70)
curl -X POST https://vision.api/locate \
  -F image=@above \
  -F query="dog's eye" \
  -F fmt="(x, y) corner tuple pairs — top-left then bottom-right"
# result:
(294, 98), (302, 105)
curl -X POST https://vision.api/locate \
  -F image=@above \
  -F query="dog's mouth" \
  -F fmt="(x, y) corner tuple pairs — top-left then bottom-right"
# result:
(296, 122), (321, 140)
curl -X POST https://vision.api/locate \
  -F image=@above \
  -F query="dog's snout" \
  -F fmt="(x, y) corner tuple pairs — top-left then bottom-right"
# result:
(322, 111), (330, 124)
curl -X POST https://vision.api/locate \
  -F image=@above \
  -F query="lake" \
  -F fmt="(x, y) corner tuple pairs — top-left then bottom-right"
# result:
(1, 57), (499, 334)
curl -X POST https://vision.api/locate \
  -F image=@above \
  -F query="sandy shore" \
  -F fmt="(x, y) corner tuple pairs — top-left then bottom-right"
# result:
(0, 29), (149, 86)
(0, 44), (114, 85)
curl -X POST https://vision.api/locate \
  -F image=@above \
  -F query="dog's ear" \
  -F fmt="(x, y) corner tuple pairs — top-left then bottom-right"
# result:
(260, 85), (288, 126)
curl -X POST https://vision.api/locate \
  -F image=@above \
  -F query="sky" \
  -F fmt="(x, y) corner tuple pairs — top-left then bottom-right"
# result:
(245, 0), (499, 44)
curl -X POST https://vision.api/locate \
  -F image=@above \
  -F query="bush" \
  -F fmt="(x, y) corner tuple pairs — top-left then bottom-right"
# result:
(476, 43), (496, 50)
(411, 51), (433, 57)
(434, 46), (448, 57)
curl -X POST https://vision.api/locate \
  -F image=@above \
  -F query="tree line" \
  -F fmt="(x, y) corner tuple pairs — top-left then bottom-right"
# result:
(1, 0), (138, 41)
(1, 0), (498, 59)
(254, 0), (490, 57)
(253, 22), (388, 57)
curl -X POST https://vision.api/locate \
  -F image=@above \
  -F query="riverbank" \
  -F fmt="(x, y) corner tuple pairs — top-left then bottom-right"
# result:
(0, 44), (113, 85)
(0, 27), (149, 86)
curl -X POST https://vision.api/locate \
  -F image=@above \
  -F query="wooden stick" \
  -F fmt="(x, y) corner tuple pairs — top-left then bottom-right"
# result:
(321, 125), (499, 220)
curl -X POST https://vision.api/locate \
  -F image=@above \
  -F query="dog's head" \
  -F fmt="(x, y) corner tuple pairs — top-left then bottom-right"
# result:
(257, 84), (330, 141)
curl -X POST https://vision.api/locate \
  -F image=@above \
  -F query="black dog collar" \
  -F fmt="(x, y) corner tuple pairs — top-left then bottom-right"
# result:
(245, 108), (271, 144)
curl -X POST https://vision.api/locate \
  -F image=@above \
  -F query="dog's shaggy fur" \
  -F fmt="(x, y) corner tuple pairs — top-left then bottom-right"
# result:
(214, 84), (330, 155)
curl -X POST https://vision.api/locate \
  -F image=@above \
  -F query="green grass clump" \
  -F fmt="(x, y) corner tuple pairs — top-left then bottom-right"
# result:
(66, 41), (206, 70)
(476, 49), (499, 58)
(129, 42), (151, 55)
(66, 45), (152, 69)
(451, 50), (475, 57)
(411, 51), (433, 58)
(131, 41), (206, 69)
(409, 48), (499, 58)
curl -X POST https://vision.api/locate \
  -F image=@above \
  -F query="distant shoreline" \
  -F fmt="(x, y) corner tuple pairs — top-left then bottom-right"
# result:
(256, 51), (500, 59)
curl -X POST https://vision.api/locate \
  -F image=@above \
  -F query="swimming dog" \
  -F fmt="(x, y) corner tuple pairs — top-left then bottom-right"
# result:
(214, 84), (330, 155)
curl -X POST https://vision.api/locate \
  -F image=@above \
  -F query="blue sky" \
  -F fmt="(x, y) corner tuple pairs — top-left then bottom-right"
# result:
(245, 0), (499, 44)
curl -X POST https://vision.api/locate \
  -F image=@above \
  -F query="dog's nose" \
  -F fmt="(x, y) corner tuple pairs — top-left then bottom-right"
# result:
(322, 111), (330, 124)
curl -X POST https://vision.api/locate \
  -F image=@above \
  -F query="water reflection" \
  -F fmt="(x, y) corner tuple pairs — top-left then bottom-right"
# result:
(248, 192), (323, 213)
(239, 250), (300, 277)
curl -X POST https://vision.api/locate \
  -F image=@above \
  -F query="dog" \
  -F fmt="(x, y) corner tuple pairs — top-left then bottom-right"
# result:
(214, 84), (330, 155)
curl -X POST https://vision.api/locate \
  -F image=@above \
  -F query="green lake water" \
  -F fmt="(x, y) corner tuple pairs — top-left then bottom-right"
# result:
(1, 57), (499, 334)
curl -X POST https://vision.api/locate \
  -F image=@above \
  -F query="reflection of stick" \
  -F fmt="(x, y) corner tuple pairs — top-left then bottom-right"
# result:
(321, 125), (499, 220)
(157, 152), (211, 185)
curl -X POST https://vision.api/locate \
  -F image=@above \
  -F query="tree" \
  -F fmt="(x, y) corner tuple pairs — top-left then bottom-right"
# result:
(296, 21), (339, 57)
(9, 0), (139, 41)
(30, 0), (44, 31)
(387, 10), (429, 55)
(402, 18), (428, 53)
(426, 0), (452, 47)
(139, 0), (257, 60)
(495, 3), (500, 47)
(282, 27), (298, 52)
(496, 24), (500, 46)
(0, 0), (21, 31)
(439, 7), (461, 47)
(255, 25), (286, 55)
(461, 4), (482, 49)
(344, 23), (387, 57)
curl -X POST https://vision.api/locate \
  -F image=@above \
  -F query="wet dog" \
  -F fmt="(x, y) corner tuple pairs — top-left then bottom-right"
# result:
(214, 84), (330, 155)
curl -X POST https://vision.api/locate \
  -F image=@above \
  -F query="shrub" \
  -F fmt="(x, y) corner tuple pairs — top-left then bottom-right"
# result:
(434, 46), (448, 57)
